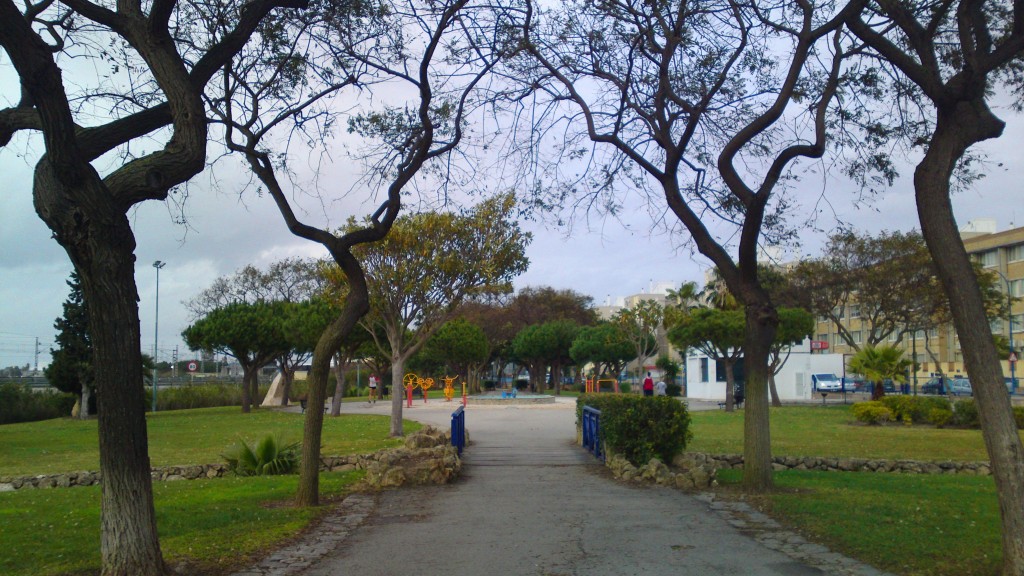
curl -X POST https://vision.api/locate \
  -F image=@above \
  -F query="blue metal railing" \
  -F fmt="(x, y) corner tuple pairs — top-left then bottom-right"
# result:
(451, 406), (466, 455)
(582, 405), (603, 460)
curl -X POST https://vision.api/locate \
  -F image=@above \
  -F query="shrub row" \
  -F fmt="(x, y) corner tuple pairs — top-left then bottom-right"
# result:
(0, 383), (76, 425)
(144, 383), (271, 411)
(577, 394), (692, 467)
(853, 396), (1024, 429)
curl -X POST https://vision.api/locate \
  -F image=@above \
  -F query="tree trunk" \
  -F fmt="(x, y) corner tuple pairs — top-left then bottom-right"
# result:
(390, 355), (407, 437)
(296, 299), (366, 506)
(80, 386), (93, 419)
(249, 369), (260, 409)
(767, 371), (782, 408)
(723, 361), (736, 412)
(330, 362), (347, 416)
(42, 181), (168, 575)
(742, 302), (778, 493)
(239, 363), (255, 413)
(871, 380), (884, 401)
(915, 102), (1024, 575)
(280, 366), (295, 406)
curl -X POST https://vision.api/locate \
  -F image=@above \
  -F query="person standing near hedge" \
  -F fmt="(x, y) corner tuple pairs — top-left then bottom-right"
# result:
(642, 372), (654, 397)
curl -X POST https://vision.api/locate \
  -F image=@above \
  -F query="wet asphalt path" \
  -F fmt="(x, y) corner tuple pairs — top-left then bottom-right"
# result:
(299, 400), (827, 576)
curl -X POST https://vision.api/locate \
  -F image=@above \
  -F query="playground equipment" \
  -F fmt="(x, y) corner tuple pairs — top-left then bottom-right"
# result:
(442, 375), (459, 402)
(402, 373), (436, 407)
(585, 378), (620, 394)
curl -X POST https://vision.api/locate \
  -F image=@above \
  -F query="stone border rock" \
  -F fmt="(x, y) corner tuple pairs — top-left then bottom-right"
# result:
(604, 452), (717, 490)
(0, 426), (465, 492)
(698, 452), (991, 475)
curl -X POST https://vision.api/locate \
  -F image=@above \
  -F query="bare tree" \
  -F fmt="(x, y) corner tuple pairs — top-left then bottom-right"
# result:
(844, 2), (1024, 571)
(208, 0), (520, 503)
(516, 0), (854, 491)
(0, 0), (310, 573)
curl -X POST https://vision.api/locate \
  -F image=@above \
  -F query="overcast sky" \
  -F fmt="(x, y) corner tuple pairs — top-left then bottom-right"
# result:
(3, 85), (1023, 370)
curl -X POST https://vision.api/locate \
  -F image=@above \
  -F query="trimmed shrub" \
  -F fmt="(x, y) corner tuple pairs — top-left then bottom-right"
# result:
(0, 382), (76, 424)
(147, 382), (272, 411)
(952, 399), (980, 428)
(665, 383), (682, 397)
(879, 395), (951, 424)
(852, 401), (893, 425)
(222, 434), (300, 476)
(929, 407), (954, 428)
(577, 394), (692, 466)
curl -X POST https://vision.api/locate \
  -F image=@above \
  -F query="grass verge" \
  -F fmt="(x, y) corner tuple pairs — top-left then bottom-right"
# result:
(0, 471), (364, 576)
(0, 407), (423, 476)
(716, 468), (1001, 575)
(687, 405), (1021, 461)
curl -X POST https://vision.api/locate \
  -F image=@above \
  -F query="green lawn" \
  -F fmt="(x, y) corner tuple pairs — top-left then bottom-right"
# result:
(0, 406), (422, 476)
(694, 405), (1013, 575)
(687, 404), (1013, 461)
(0, 471), (363, 576)
(717, 468), (1002, 576)
(0, 407), (424, 576)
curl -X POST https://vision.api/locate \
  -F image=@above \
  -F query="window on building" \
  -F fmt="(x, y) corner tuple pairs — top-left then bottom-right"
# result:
(929, 328), (939, 337)
(991, 318), (1004, 333)
(852, 330), (863, 344)
(1009, 279), (1024, 298)
(817, 333), (828, 344)
(978, 250), (998, 268)
(1009, 244), (1024, 263)
(700, 358), (709, 382)
(1012, 314), (1024, 331)
(849, 304), (860, 318)
(889, 331), (898, 342)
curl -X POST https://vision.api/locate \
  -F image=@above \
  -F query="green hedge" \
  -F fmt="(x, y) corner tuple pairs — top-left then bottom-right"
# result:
(879, 395), (952, 424)
(855, 397), (1024, 430)
(0, 383), (76, 424)
(145, 383), (271, 411)
(852, 401), (892, 425)
(577, 394), (692, 466)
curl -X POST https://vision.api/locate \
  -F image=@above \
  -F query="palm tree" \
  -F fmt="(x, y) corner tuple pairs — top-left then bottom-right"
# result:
(848, 345), (912, 401)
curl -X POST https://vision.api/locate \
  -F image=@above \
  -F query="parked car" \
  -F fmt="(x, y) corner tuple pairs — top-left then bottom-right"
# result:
(854, 379), (897, 394)
(920, 377), (947, 395)
(842, 375), (865, 391)
(812, 373), (842, 392)
(949, 378), (972, 396)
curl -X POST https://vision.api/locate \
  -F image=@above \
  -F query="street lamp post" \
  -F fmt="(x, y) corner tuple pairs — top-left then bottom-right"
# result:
(152, 260), (166, 412)
(996, 270), (1016, 393)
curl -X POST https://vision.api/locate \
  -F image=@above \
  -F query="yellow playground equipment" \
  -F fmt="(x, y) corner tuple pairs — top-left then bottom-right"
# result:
(585, 378), (620, 394)
(442, 375), (459, 402)
(402, 373), (436, 405)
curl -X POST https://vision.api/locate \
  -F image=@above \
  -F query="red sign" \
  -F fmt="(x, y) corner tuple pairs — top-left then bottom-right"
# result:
(186, 361), (199, 373)
(810, 340), (829, 351)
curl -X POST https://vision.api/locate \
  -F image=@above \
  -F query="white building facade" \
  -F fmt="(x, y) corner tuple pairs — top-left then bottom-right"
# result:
(683, 339), (846, 401)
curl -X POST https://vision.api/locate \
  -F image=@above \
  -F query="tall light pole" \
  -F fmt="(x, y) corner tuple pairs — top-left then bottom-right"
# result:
(996, 270), (1016, 393)
(152, 260), (166, 412)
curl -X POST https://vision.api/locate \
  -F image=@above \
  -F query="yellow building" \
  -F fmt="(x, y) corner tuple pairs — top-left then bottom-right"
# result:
(814, 219), (1024, 382)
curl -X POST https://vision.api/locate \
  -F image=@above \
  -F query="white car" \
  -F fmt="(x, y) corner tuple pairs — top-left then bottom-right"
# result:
(812, 373), (842, 392)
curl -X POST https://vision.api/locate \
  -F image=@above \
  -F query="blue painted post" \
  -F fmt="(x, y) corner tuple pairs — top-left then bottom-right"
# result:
(582, 406), (603, 460)
(451, 406), (466, 455)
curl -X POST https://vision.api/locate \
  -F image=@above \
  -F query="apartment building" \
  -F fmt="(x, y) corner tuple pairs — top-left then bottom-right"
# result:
(814, 219), (1024, 381)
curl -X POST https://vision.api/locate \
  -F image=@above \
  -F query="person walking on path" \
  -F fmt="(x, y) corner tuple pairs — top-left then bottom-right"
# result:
(643, 372), (654, 397)
(368, 375), (378, 404)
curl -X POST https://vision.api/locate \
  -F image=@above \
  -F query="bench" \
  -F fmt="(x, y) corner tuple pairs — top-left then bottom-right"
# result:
(299, 399), (327, 414)
(718, 393), (745, 410)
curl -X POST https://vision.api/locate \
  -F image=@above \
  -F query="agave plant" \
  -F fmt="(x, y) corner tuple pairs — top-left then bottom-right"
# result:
(222, 434), (300, 476)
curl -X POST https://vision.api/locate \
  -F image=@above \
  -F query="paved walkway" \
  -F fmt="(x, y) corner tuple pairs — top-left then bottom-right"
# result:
(235, 397), (890, 576)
